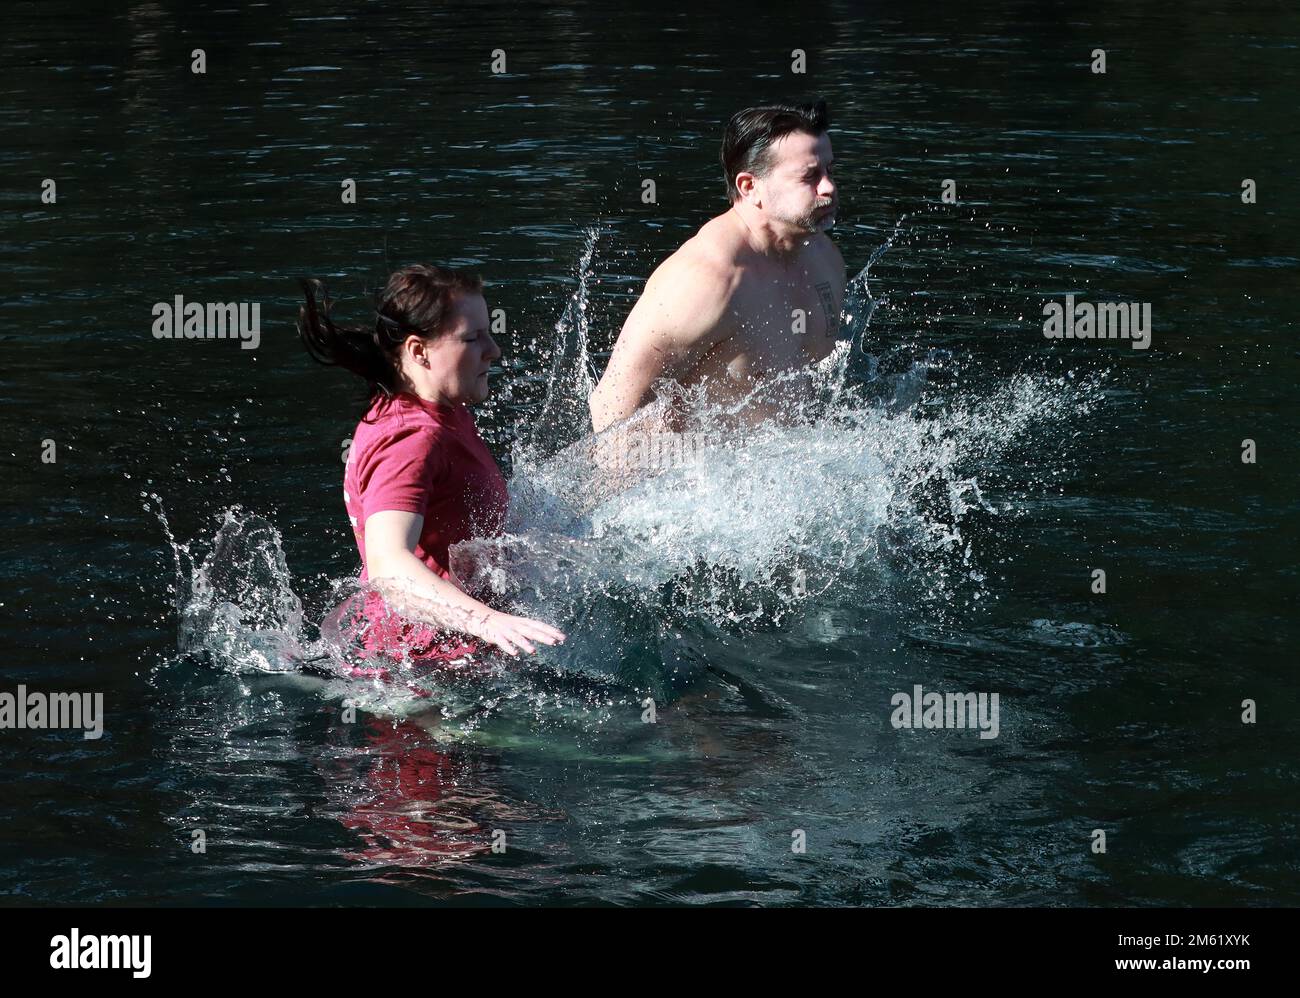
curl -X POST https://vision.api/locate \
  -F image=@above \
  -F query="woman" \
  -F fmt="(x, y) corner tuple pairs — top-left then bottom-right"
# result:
(298, 263), (564, 665)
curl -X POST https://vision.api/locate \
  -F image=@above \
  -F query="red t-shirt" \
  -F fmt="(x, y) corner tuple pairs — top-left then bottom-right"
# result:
(342, 392), (508, 661)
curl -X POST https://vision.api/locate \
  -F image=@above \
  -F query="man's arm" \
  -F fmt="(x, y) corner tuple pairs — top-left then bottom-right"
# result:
(589, 251), (734, 433)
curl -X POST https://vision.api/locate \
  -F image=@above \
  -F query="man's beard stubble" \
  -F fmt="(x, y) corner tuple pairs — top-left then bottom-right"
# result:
(796, 199), (836, 232)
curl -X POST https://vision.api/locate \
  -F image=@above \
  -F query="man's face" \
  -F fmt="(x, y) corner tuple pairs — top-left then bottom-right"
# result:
(752, 130), (837, 233)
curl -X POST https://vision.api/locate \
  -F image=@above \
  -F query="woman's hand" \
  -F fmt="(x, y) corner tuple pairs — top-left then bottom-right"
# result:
(471, 610), (566, 658)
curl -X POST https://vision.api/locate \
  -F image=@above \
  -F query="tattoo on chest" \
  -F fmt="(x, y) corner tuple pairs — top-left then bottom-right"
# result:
(815, 281), (840, 338)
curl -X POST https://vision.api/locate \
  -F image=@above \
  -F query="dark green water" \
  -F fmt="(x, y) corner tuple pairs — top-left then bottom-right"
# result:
(1, 0), (1297, 905)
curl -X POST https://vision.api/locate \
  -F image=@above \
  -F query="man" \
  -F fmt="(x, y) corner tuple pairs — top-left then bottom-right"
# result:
(589, 99), (846, 434)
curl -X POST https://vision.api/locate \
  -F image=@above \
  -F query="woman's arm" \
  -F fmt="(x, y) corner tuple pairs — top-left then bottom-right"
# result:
(364, 510), (564, 657)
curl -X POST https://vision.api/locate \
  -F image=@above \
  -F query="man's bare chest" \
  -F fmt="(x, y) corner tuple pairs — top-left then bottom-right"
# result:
(722, 259), (843, 370)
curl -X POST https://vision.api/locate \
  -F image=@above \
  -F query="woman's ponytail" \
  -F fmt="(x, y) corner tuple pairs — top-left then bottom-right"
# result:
(298, 278), (397, 399)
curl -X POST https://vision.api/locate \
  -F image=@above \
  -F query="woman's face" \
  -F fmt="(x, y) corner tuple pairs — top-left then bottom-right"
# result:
(411, 292), (502, 406)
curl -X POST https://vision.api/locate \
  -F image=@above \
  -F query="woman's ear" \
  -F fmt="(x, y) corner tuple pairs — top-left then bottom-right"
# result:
(404, 333), (431, 368)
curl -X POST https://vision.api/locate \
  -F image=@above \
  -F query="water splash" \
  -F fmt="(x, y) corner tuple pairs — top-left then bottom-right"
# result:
(146, 498), (311, 674)
(458, 365), (1101, 685)
(525, 224), (602, 458)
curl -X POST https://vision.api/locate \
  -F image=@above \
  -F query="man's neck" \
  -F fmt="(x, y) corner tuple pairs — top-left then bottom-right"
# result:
(728, 204), (814, 260)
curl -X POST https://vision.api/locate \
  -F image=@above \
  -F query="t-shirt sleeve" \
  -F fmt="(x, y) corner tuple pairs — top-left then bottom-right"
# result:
(357, 425), (446, 522)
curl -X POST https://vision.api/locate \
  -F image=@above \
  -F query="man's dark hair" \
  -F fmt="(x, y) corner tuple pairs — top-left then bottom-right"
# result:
(720, 99), (830, 203)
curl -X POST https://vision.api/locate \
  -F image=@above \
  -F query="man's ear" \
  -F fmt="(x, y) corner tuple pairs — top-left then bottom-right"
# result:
(735, 171), (759, 205)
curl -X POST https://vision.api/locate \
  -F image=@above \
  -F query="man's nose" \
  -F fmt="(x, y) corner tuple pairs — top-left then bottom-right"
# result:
(818, 175), (836, 199)
(485, 333), (503, 361)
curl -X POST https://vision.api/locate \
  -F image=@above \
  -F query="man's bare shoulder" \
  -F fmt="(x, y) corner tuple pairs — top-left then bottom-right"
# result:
(646, 212), (747, 295)
(689, 211), (750, 258)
